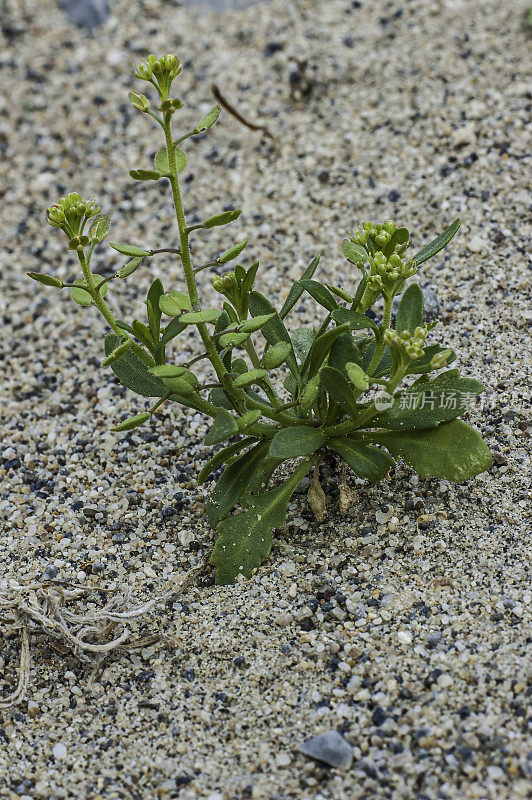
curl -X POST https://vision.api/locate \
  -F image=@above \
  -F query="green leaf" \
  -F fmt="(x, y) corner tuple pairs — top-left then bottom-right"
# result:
(406, 344), (456, 375)
(329, 438), (395, 482)
(364, 420), (491, 481)
(298, 279), (338, 312)
(342, 240), (368, 265)
(370, 374), (484, 430)
(159, 295), (181, 317)
(147, 278), (164, 342)
(269, 426), (325, 459)
(319, 366), (361, 418)
(209, 387), (236, 411)
(168, 290), (192, 311)
(361, 339), (392, 377)
(27, 272), (62, 288)
(332, 307), (379, 335)
(328, 332), (362, 372)
(111, 243), (151, 257)
(112, 412), (152, 432)
(261, 342), (292, 369)
(89, 215), (111, 243)
(396, 283), (424, 335)
(207, 441), (270, 526)
(219, 331), (250, 348)
(351, 275), (368, 310)
(154, 144), (187, 174)
(291, 328), (317, 363)
(303, 324), (350, 379)
(157, 317), (187, 350)
(203, 210), (241, 228)
(326, 283), (354, 303)
(205, 409), (239, 446)
(132, 319), (154, 348)
(218, 239), (248, 265)
(279, 255), (320, 320)
(148, 364), (187, 377)
(70, 278), (108, 306)
(104, 334), (164, 397)
(101, 337), (133, 366)
(194, 105), (221, 133)
(180, 309), (221, 325)
(211, 460), (312, 584)
(383, 226), (409, 258)
(129, 169), (162, 181)
(233, 369), (268, 388)
(240, 313), (276, 333)
(198, 437), (258, 484)
(411, 218), (461, 267)
(118, 257), (143, 279)
(249, 292), (300, 385)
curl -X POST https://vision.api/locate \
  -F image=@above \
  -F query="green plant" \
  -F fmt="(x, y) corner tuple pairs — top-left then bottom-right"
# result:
(31, 54), (492, 584)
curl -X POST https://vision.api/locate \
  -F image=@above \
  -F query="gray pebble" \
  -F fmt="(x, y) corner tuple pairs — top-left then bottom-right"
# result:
(298, 730), (353, 769)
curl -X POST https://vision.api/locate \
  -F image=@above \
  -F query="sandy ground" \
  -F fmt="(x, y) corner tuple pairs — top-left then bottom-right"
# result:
(0, 0), (530, 798)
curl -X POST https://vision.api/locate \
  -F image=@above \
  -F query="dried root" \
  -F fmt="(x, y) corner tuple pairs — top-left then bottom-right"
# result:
(0, 558), (207, 710)
(308, 462), (327, 522)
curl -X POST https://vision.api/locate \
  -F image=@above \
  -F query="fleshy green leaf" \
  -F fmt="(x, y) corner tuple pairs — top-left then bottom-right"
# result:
(279, 255), (320, 320)
(261, 341), (292, 369)
(27, 272), (62, 288)
(148, 365), (188, 378)
(70, 278), (108, 306)
(303, 324), (350, 379)
(218, 239), (248, 265)
(395, 283), (424, 335)
(207, 441), (270, 526)
(101, 337), (133, 367)
(319, 366), (362, 419)
(111, 243), (151, 257)
(370, 374), (484, 430)
(205, 409), (239, 446)
(291, 328), (317, 363)
(233, 369), (268, 388)
(104, 334), (164, 397)
(198, 437), (258, 484)
(154, 145), (187, 174)
(112, 412), (151, 432)
(342, 240), (368, 265)
(298, 279), (338, 312)
(168, 290), (192, 311)
(130, 169), (162, 181)
(203, 210), (241, 228)
(329, 438), (395, 482)
(332, 308), (379, 335)
(211, 460), (312, 584)
(240, 313), (276, 333)
(269, 426), (325, 459)
(326, 283), (354, 303)
(249, 292), (300, 385)
(157, 317), (187, 350)
(194, 105), (221, 133)
(180, 309), (221, 325)
(146, 278), (164, 342)
(364, 420), (491, 481)
(411, 218), (461, 267)
(328, 332), (363, 372)
(218, 331), (250, 348)
(118, 257), (143, 279)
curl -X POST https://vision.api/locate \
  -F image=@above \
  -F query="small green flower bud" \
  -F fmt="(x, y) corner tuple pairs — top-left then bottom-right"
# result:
(430, 349), (454, 369)
(129, 91), (151, 112)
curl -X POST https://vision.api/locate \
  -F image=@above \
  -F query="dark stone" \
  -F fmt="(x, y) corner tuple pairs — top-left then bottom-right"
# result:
(372, 707), (387, 726)
(264, 41), (284, 57)
(60, 0), (109, 29)
(388, 190), (401, 202)
(41, 565), (59, 580)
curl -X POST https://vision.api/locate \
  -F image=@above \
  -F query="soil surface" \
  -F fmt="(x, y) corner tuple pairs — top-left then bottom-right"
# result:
(0, 1), (530, 798)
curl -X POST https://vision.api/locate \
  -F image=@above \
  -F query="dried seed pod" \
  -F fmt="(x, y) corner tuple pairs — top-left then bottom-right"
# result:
(308, 466), (326, 522)
(339, 483), (354, 515)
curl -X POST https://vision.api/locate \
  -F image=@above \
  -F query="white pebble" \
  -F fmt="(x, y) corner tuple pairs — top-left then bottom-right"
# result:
(397, 631), (412, 645)
(52, 742), (67, 759)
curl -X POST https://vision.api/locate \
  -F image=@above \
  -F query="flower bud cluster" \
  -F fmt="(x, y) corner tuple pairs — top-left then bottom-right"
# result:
(384, 325), (429, 360)
(134, 54), (182, 102)
(366, 252), (417, 294)
(352, 220), (410, 256)
(212, 272), (237, 296)
(129, 92), (151, 113)
(47, 193), (101, 238)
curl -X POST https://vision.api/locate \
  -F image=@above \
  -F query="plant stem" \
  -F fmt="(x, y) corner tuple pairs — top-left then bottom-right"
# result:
(367, 294), (393, 376)
(162, 121), (228, 385)
(243, 339), (283, 408)
(77, 251), (153, 365)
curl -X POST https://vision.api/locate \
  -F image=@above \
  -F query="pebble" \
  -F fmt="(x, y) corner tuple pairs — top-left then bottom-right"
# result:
(52, 742), (67, 759)
(397, 631), (412, 645)
(451, 122), (476, 147)
(468, 235), (489, 253)
(298, 730), (353, 769)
